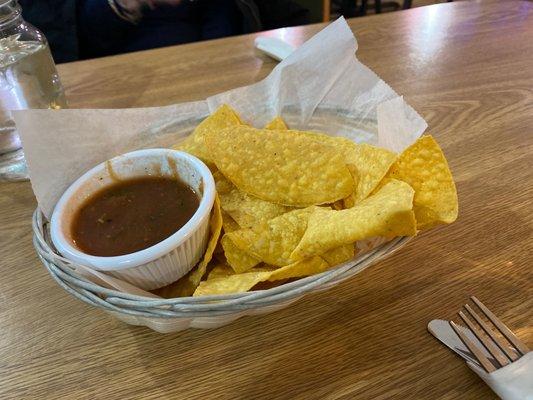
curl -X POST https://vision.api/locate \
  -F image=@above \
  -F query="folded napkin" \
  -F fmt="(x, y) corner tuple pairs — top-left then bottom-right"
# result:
(428, 320), (533, 400)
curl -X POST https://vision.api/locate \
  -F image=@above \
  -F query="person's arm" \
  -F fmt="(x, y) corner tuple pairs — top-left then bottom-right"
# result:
(77, 0), (183, 58)
(77, 0), (137, 58)
(107, 0), (144, 23)
(108, 0), (185, 22)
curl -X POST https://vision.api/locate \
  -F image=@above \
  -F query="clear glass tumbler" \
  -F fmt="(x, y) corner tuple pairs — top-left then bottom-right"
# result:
(0, 0), (67, 181)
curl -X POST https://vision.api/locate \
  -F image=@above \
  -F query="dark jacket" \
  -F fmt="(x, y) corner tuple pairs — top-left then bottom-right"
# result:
(20, 0), (308, 63)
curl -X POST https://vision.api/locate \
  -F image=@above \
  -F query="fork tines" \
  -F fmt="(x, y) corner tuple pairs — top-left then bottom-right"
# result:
(449, 296), (530, 373)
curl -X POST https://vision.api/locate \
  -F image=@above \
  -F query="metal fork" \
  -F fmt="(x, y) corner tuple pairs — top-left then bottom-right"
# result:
(449, 296), (530, 373)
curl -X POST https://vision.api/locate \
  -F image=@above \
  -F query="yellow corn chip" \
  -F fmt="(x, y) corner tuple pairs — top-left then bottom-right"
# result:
(221, 234), (261, 273)
(268, 256), (329, 281)
(293, 130), (358, 165)
(214, 171), (291, 228)
(344, 143), (397, 207)
(291, 179), (416, 260)
(265, 116), (288, 130)
(219, 187), (269, 273)
(342, 163), (359, 208)
(165, 195), (223, 296)
(193, 257), (329, 295)
(172, 134), (202, 158)
(227, 207), (317, 267)
(221, 210), (240, 233)
(191, 195), (223, 280)
(206, 264), (235, 280)
(213, 170), (233, 194)
(311, 135), (357, 161)
(172, 104), (242, 163)
(192, 246), (353, 296)
(320, 244), (355, 267)
(386, 135), (458, 230)
(193, 269), (272, 296)
(205, 126), (354, 206)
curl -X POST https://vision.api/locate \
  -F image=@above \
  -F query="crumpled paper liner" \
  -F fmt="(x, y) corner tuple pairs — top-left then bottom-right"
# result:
(13, 17), (427, 219)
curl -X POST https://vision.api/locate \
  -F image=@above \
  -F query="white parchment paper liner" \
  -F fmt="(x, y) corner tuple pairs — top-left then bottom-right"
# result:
(13, 17), (427, 218)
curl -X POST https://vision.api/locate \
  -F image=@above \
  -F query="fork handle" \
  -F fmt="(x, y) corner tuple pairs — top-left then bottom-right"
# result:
(468, 352), (533, 400)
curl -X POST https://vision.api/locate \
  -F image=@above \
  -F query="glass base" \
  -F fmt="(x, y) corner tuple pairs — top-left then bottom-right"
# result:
(0, 148), (29, 181)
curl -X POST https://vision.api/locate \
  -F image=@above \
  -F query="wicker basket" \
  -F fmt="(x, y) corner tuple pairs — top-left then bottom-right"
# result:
(31, 110), (413, 332)
(33, 209), (411, 332)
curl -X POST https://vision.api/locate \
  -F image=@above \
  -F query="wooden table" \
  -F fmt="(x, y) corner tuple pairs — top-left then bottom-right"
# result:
(1, 1), (532, 398)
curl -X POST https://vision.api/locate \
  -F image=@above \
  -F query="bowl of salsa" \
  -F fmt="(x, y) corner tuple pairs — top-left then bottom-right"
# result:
(50, 149), (215, 290)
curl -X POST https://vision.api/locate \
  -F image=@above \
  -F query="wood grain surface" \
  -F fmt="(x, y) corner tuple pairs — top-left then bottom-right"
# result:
(1, 1), (532, 399)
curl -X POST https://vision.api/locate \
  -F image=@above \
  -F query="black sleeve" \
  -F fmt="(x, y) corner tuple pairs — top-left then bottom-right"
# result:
(20, 0), (79, 63)
(76, 0), (136, 59)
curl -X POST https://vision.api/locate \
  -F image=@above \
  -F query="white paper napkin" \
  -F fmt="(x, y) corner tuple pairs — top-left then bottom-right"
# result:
(428, 320), (533, 400)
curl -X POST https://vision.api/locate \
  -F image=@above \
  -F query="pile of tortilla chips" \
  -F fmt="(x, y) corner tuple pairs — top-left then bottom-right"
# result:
(153, 104), (458, 298)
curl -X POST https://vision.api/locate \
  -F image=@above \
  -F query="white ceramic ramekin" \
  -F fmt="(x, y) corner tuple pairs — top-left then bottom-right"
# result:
(50, 149), (215, 290)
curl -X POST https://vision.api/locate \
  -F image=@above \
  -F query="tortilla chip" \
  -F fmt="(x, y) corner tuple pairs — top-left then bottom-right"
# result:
(342, 163), (359, 208)
(162, 195), (223, 297)
(386, 135), (458, 229)
(193, 268), (272, 296)
(221, 235), (261, 273)
(192, 246), (354, 296)
(315, 136), (357, 161)
(294, 131), (358, 167)
(172, 104), (243, 163)
(320, 244), (355, 267)
(227, 207), (317, 267)
(291, 179), (417, 260)
(214, 171), (292, 228)
(268, 256), (330, 281)
(265, 116), (288, 130)
(221, 210), (240, 233)
(206, 264), (235, 280)
(344, 144), (397, 207)
(205, 126), (354, 206)
(193, 257), (329, 295)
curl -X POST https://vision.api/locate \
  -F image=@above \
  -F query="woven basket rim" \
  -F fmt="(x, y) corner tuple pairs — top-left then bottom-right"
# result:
(33, 208), (412, 318)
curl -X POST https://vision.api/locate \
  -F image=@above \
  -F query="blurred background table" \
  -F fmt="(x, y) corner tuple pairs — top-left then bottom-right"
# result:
(1, 0), (532, 398)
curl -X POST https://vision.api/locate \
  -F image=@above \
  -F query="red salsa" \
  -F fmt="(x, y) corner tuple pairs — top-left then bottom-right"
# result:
(71, 176), (199, 256)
